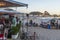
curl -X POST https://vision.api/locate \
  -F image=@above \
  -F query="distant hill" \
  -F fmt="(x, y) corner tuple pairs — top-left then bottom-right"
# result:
(29, 11), (43, 16)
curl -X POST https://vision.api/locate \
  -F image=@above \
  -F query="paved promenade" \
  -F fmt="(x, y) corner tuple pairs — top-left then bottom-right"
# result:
(12, 26), (60, 40)
(26, 27), (60, 40)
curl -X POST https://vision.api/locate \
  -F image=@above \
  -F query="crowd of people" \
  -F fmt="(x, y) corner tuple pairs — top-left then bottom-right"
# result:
(0, 15), (20, 38)
(25, 19), (60, 29)
(25, 20), (38, 27)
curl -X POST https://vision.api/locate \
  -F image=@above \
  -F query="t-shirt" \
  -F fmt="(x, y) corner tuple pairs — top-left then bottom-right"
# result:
(12, 17), (17, 26)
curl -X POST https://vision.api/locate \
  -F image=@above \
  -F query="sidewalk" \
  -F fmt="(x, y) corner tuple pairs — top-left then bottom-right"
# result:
(8, 39), (12, 40)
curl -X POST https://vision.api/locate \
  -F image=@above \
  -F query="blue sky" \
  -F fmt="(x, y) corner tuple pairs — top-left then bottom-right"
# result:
(14, 0), (60, 15)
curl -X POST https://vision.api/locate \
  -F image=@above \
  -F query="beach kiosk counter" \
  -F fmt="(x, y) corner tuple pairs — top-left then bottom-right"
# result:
(0, 0), (28, 39)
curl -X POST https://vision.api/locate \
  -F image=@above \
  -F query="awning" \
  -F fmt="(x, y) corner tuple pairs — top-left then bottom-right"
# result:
(0, 9), (20, 15)
(0, 0), (28, 7)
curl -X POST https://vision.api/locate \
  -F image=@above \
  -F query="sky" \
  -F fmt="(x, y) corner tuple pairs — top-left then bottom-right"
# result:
(14, 0), (60, 15)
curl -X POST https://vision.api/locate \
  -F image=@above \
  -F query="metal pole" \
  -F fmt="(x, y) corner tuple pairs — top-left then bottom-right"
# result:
(34, 32), (36, 40)
(26, 14), (29, 32)
(16, 7), (17, 11)
(22, 13), (24, 32)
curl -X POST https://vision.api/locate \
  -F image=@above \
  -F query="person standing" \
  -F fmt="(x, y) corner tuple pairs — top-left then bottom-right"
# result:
(47, 22), (51, 29)
(12, 16), (17, 26)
